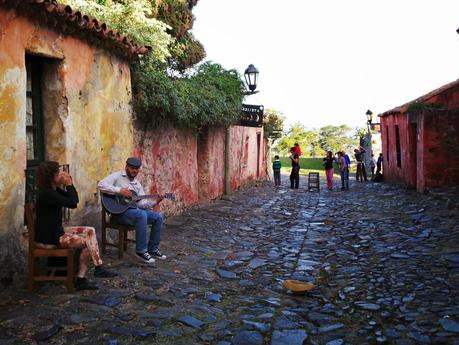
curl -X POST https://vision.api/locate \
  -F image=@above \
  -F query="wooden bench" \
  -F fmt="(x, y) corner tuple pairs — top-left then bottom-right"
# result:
(101, 208), (135, 259)
(308, 172), (320, 192)
(25, 203), (76, 293)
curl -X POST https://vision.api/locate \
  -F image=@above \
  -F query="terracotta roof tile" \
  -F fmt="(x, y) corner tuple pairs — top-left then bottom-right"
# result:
(0, 0), (151, 60)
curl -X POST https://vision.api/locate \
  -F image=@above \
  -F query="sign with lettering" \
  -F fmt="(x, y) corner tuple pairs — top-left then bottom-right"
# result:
(238, 104), (264, 127)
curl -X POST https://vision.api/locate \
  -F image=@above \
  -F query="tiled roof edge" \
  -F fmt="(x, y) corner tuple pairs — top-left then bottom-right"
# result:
(0, 0), (151, 61)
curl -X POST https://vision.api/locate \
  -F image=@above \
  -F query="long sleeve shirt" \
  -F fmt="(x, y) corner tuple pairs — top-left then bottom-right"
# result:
(272, 160), (282, 173)
(35, 186), (78, 245)
(97, 171), (155, 209)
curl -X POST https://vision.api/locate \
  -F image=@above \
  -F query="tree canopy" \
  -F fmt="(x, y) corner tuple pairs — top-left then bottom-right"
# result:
(60, 0), (244, 130)
(274, 123), (359, 157)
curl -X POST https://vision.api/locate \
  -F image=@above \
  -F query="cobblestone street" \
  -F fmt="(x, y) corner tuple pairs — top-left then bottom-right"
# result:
(1, 177), (459, 345)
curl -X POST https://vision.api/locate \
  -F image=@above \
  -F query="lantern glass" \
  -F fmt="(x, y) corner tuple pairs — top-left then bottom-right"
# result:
(244, 64), (259, 92)
(366, 109), (373, 124)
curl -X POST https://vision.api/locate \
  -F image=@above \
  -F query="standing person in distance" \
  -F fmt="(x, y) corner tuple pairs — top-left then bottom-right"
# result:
(272, 155), (282, 187)
(98, 157), (166, 265)
(370, 154), (376, 180)
(289, 147), (300, 189)
(336, 151), (349, 190)
(354, 146), (368, 182)
(376, 153), (383, 175)
(323, 151), (335, 191)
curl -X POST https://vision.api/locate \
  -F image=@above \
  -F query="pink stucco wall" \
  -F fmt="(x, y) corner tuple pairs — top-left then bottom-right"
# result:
(133, 123), (266, 215)
(380, 81), (459, 191)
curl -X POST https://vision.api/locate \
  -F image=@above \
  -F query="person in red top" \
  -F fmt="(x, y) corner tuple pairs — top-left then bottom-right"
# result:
(294, 143), (302, 157)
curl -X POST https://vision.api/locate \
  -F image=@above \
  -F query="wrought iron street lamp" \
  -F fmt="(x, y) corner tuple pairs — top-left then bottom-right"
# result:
(244, 64), (259, 94)
(366, 109), (373, 125)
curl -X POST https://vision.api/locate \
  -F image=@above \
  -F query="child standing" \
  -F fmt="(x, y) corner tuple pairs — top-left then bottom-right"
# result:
(272, 155), (282, 186)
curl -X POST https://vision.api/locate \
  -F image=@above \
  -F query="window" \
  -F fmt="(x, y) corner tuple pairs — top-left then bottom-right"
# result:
(25, 56), (45, 203)
(395, 125), (401, 168)
(26, 56), (45, 166)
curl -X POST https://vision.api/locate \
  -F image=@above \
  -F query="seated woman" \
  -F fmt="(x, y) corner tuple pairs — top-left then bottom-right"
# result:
(35, 161), (117, 291)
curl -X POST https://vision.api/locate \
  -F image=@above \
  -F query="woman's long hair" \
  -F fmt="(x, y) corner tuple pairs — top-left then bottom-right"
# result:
(36, 161), (59, 189)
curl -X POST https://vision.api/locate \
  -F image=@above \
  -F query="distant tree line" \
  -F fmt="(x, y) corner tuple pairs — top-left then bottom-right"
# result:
(263, 109), (363, 157)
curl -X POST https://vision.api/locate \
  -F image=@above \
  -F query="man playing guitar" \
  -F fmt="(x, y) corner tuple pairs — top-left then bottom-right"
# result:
(98, 157), (166, 264)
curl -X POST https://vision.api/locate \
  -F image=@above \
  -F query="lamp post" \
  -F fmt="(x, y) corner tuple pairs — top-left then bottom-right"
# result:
(243, 64), (259, 95)
(363, 110), (373, 179)
(366, 109), (373, 131)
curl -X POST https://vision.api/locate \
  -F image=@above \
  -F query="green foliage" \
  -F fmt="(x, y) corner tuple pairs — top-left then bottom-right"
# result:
(61, 0), (241, 130)
(277, 157), (344, 176)
(274, 123), (359, 157)
(154, 0), (206, 70)
(263, 108), (285, 139)
(133, 62), (244, 129)
(61, 0), (173, 63)
(169, 32), (206, 71)
(318, 124), (355, 153)
(407, 101), (445, 112)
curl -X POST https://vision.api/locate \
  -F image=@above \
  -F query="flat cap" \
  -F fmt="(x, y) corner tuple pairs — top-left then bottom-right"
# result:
(126, 157), (142, 168)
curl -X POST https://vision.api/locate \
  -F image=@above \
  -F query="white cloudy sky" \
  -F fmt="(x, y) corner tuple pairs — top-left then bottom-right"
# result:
(193, 0), (459, 129)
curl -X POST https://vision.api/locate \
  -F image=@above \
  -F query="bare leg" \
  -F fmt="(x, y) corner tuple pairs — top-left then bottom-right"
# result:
(59, 226), (103, 278)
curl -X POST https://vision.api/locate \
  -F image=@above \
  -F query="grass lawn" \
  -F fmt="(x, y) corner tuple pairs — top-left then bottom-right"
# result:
(277, 157), (356, 176)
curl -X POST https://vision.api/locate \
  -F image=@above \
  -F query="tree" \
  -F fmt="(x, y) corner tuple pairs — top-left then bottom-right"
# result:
(318, 125), (356, 154)
(275, 122), (311, 156)
(62, 0), (173, 63)
(263, 108), (285, 140)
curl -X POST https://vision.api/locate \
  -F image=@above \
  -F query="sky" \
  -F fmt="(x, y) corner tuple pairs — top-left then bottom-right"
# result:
(192, 0), (459, 130)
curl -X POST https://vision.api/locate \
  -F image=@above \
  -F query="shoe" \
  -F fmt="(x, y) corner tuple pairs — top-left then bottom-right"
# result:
(149, 249), (167, 260)
(75, 277), (98, 291)
(94, 266), (118, 278)
(136, 251), (156, 264)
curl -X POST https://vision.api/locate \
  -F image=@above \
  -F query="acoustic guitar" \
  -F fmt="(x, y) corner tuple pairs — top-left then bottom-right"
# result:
(101, 191), (176, 214)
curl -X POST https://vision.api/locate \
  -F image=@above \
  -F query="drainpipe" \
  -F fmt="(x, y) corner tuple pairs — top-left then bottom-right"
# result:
(224, 126), (231, 194)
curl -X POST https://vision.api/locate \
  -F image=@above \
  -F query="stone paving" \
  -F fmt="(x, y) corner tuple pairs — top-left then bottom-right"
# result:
(0, 176), (459, 345)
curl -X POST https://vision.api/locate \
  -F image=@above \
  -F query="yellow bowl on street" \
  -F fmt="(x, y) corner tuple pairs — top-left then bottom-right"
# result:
(283, 279), (316, 294)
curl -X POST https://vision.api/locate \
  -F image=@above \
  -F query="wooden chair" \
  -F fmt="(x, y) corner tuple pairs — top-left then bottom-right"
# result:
(308, 172), (320, 192)
(101, 208), (135, 259)
(25, 203), (76, 293)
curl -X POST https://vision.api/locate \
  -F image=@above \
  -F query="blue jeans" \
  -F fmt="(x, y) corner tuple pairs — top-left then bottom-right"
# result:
(340, 169), (349, 189)
(113, 208), (163, 253)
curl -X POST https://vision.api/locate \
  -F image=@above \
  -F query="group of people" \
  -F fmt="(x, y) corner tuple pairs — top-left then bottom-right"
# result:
(34, 157), (166, 291)
(272, 143), (384, 190)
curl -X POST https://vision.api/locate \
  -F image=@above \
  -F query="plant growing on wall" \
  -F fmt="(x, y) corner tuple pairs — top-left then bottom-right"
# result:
(63, 0), (173, 63)
(133, 62), (244, 130)
(407, 101), (445, 113)
(60, 0), (243, 130)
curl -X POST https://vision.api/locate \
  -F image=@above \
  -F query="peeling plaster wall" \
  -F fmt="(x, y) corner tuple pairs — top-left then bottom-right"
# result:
(134, 124), (266, 214)
(229, 126), (265, 190)
(380, 84), (459, 192)
(133, 123), (200, 214)
(0, 8), (134, 287)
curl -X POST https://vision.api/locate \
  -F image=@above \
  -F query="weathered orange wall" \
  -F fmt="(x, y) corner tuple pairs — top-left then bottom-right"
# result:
(0, 8), (134, 286)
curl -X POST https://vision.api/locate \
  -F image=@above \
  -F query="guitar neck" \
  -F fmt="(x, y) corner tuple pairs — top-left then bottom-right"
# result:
(133, 194), (161, 201)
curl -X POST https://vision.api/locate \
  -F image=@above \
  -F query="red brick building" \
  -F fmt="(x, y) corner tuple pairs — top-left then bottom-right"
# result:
(379, 79), (459, 192)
